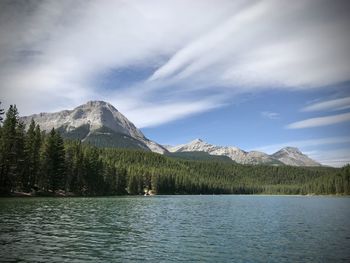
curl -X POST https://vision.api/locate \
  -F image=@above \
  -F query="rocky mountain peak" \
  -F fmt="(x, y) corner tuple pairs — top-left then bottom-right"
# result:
(83, 100), (117, 110)
(168, 140), (321, 166)
(188, 138), (206, 145)
(272, 147), (320, 166)
(19, 101), (321, 165)
(280, 147), (302, 154)
(21, 101), (167, 154)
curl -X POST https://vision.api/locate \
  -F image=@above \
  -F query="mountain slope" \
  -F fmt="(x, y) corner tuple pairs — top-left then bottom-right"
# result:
(167, 139), (320, 166)
(167, 139), (282, 165)
(21, 101), (167, 153)
(166, 151), (234, 163)
(20, 101), (321, 166)
(271, 147), (321, 166)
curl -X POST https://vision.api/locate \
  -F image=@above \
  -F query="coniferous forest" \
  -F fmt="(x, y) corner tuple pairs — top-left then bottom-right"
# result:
(0, 103), (349, 196)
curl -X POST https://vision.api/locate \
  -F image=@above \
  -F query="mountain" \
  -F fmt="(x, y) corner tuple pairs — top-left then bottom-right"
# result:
(21, 101), (167, 153)
(20, 101), (321, 166)
(271, 147), (321, 166)
(166, 139), (321, 166)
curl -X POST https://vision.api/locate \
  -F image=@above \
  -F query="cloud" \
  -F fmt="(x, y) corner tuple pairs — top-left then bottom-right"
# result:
(0, 0), (350, 127)
(126, 101), (225, 128)
(308, 148), (350, 167)
(261, 111), (280, 120)
(252, 136), (350, 167)
(286, 112), (350, 129)
(149, 0), (350, 89)
(252, 136), (350, 153)
(108, 96), (227, 128)
(302, 96), (350, 112)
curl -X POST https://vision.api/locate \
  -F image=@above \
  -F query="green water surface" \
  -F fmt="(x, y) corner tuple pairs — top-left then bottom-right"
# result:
(0, 195), (349, 262)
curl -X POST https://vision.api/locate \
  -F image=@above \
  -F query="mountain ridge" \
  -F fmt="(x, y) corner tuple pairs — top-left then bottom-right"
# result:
(271, 147), (320, 166)
(21, 100), (167, 153)
(21, 100), (321, 166)
(165, 139), (321, 166)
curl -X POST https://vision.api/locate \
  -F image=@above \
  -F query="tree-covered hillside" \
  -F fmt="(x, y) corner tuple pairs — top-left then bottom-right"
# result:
(165, 151), (234, 162)
(0, 103), (349, 196)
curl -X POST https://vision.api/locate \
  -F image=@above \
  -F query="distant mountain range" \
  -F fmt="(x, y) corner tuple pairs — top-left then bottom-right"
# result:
(21, 101), (321, 167)
(165, 139), (321, 166)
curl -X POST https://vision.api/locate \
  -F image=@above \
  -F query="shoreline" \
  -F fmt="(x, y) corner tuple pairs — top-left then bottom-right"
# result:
(1, 191), (348, 198)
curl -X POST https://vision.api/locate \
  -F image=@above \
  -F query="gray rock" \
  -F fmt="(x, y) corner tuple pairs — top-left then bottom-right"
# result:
(21, 101), (167, 153)
(167, 139), (320, 166)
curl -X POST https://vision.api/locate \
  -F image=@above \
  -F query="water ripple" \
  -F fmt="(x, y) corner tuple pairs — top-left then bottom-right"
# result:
(0, 196), (350, 262)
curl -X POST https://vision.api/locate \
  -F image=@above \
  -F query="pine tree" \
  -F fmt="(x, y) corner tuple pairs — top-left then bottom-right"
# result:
(23, 120), (35, 191)
(127, 174), (139, 194)
(0, 103), (3, 193)
(0, 105), (21, 193)
(65, 140), (86, 194)
(83, 147), (104, 195)
(54, 131), (66, 192)
(41, 128), (65, 193)
(33, 125), (42, 188)
(23, 120), (42, 192)
(0, 101), (4, 123)
(64, 142), (75, 192)
(74, 142), (86, 194)
(116, 167), (127, 194)
(15, 121), (26, 191)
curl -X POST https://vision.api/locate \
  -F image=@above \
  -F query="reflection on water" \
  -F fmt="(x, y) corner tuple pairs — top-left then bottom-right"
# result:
(0, 196), (349, 262)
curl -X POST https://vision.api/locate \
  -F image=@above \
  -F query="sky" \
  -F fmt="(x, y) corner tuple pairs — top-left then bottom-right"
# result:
(0, 0), (350, 167)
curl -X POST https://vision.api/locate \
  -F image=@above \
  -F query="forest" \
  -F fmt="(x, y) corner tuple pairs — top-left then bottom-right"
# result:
(0, 103), (349, 196)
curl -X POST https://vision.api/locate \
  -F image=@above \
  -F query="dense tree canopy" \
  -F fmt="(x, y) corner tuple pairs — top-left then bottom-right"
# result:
(0, 104), (349, 196)
(0, 101), (4, 123)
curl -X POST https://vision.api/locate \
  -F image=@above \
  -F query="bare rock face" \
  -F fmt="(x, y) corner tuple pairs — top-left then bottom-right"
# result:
(271, 147), (321, 166)
(167, 140), (321, 166)
(21, 101), (167, 154)
(20, 101), (322, 166)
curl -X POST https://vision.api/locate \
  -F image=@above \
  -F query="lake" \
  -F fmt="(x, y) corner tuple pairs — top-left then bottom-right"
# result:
(0, 195), (349, 262)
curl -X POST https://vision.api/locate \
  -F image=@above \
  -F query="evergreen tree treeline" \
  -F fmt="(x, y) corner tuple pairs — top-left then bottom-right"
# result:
(0, 101), (4, 123)
(0, 103), (349, 196)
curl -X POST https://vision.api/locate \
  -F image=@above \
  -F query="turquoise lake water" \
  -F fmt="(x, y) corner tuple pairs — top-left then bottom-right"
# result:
(0, 195), (349, 262)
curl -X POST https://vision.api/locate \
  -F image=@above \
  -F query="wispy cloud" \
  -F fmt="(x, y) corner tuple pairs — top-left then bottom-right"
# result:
(302, 96), (350, 112)
(308, 148), (350, 167)
(149, 1), (350, 89)
(252, 136), (350, 167)
(115, 98), (226, 128)
(261, 111), (280, 120)
(286, 112), (350, 129)
(0, 0), (350, 127)
(252, 136), (350, 153)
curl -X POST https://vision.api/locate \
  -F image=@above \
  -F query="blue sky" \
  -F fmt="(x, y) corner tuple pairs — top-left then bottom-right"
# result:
(0, 0), (350, 166)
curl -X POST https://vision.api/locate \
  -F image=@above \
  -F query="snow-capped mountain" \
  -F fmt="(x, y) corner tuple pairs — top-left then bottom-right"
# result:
(21, 101), (167, 153)
(166, 139), (321, 166)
